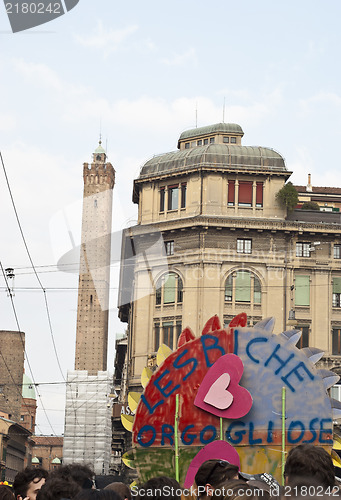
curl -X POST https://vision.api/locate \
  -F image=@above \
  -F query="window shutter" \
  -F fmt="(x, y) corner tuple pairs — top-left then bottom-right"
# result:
(228, 181), (235, 204)
(238, 182), (252, 204)
(225, 274), (233, 301)
(164, 273), (176, 303)
(235, 271), (251, 302)
(295, 275), (310, 306)
(333, 277), (341, 293)
(256, 182), (263, 206)
(254, 276), (261, 304)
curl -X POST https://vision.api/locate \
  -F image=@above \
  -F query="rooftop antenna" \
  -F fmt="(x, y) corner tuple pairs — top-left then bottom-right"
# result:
(105, 138), (108, 157)
(99, 117), (102, 144)
(195, 102), (198, 128)
(222, 97), (226, 123)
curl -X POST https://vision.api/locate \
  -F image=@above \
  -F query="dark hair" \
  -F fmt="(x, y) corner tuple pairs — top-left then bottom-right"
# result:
(48, 464), (94, 489)
(284, 444), (335, 490)
(0, 485), (15, 500)
(74, 491), (121, 500)
(219, 480), (267, 500)
(104, 483), (131, 500)
(195, 460), (239, 490)
(37, 477), (81, 500)
(138, 477), (181, 500)
(13, 467), (48, 499)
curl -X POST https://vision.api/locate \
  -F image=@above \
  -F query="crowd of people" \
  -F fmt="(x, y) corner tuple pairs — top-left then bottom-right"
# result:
(0, 444), (339, 500)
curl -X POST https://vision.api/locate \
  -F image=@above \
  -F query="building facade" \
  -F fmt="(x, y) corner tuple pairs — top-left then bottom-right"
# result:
(295, 174), (341, 212)
(0, 331), (25, 423)
(31, 436), (63, 471)
(0, 417), (32, 482)
(118, 123), (341, 395)
(20, 373), (37, 434)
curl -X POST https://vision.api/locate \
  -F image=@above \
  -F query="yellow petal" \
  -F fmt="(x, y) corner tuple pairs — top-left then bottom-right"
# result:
(334, 434), (341, 450)
(141, 366), (152, 388)
(130, 481), (137, 489)
(128, 392), (141, 413)
(122, 452), (135, 469)
(332, 449), (341, 467)
(121, 413), (134, 432)
(156, 344), (173, 366)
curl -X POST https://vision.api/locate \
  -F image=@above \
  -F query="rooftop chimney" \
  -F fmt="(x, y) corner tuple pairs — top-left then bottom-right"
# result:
(307, 173), (312, 192)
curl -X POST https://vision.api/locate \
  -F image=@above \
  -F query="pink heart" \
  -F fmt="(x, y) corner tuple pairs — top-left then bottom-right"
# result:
(194, 353), (253, 419)
(204, 373), (233, 409)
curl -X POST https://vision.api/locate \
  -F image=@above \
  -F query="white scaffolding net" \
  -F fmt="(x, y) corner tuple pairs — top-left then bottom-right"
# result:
(63, 370), (112, 475)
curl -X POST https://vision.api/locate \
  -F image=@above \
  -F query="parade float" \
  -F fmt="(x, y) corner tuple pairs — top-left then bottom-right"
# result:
(121, 314), (341, 485)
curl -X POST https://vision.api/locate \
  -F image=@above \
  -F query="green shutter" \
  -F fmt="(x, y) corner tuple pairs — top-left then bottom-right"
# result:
(254, 276), (261, 304)
(235, 271), (251, 302)
(333, 277), (341, 294)
(225, 274), (233, 301)
(164, 273), (176, 303)
(295, 275), (310, 306)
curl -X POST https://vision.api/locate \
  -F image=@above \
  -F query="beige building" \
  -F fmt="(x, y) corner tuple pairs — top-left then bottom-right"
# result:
(118, 122), (341, 391)
(0, 417), (32, 482)
(295, 174), (341, 212)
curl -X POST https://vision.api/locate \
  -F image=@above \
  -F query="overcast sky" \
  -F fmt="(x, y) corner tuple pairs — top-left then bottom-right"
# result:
(1, 0), (341, 436)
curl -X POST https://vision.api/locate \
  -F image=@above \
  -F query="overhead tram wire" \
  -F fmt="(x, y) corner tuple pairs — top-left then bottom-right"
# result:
(1, 151), (82, 429)
(0, 151), (65, 382)
(0, 261), (59, 436)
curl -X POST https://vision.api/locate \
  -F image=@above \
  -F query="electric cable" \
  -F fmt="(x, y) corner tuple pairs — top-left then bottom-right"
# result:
(0, 261), (59, 436)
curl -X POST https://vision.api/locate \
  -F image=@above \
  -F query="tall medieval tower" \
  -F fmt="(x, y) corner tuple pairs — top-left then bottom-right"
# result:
(75, 141), (115, 373)
(63, 142), (115, 474)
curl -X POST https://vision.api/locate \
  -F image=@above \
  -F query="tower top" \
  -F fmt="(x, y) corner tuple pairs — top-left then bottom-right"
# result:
(93, 140), (106, 162)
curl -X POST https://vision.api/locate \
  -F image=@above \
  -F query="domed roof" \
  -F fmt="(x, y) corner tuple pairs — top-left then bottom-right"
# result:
(22, 373), (36, 400)
(94, 141), (106, 155)
(139, 143), (286, 179)
(178, 122), (244, 144)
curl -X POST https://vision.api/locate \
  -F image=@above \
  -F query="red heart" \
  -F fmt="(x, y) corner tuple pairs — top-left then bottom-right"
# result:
(194, 353), (253, 419)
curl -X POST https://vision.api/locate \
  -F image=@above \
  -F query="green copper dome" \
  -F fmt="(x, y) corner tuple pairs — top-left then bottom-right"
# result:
(22, 373), (36, 400)
(139, 144), (286, 178)
(94, 141), (106, 155)
(178, 122), (244, 143)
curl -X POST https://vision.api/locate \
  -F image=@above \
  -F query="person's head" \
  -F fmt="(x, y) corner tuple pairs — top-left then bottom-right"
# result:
(104, 483), (131, 500)
(195, 460), (239, 496)
(138, 477), (181, 500)
(219, 480), (266, 500)
(73, 490), (121, 500)
(13, 467), (48, 500)
(284, 444), (335, 490)
(36, 477), (81, 500)
(48, 464), (94, 490)
(0, 485), (15, 500)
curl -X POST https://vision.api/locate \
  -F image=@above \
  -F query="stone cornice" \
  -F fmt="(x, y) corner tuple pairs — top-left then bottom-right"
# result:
(134, 165), (292, 185)
(124, 215), (341, 236)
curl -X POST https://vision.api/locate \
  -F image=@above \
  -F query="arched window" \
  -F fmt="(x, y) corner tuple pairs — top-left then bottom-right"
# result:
(225, 270), (261, 304)
(155, 272), (183, 305)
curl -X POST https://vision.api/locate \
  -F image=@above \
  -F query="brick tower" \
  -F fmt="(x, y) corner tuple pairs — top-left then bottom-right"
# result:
(75, 141), (115, 373)
(64, 142), (115, 474)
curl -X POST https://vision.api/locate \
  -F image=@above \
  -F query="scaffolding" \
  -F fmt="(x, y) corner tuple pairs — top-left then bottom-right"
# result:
(63, 370), (112, 475)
